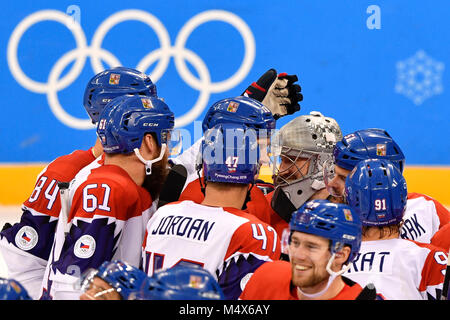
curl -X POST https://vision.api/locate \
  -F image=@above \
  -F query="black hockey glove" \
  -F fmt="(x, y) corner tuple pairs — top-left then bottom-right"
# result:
(157, 164), (188, 209)
(242, 69), (303, 120)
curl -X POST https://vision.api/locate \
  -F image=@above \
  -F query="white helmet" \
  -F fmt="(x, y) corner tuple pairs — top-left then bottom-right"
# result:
(271, 111), (342, 221)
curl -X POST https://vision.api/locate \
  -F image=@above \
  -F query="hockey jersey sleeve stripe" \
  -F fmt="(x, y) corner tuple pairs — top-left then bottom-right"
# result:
(223, 212), (281, 262)
(217, 251), (275, 300)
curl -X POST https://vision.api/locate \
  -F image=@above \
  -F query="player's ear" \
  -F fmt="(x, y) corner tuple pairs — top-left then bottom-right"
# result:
(141, 133), (159, 160)
(92, 137), (104, 158)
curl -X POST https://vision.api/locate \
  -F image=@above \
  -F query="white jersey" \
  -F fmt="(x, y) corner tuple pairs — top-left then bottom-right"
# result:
(400, 193), (450, 244)
(345, 238), (448, 300)
(143, 200), (281, 300)
(40, 162), (154, 300)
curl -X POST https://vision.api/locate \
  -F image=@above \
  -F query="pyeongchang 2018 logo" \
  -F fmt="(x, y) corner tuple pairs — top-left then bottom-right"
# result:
(7, 9), (255, 129)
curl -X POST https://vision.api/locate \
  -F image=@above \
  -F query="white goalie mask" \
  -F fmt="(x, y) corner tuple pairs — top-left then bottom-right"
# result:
(271, 111), (342, 218)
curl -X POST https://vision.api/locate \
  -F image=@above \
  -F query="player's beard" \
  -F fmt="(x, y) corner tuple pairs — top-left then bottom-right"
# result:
(142, 154), (169, 201)
(327, 194), (345, 204)
(291, 262), (330, 292)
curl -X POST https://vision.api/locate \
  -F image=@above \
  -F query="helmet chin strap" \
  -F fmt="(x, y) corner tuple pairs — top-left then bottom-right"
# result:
(297, 253), (351, 299)
(134, 144), (167, 175)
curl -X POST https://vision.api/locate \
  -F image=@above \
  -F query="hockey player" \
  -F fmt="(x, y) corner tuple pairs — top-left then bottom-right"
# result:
(324, 128), (450, 247)
(80, 260), (148, 300)
(40, 94), (176, 300)
(137, 265), (224, 300)
(0, 67), (157, 299)
(240, 200), (383, 300)
(267, 111), (343, 259)
(159, 68), (303, 213)
(344, 159), (448, 300)
(143, 122), (281, 300)
(176, 96), (277, 224)
(81, 262), (224, 300)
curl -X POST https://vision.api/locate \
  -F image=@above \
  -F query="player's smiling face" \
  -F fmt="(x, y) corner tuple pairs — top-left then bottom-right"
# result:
(288, 232), (331, 292)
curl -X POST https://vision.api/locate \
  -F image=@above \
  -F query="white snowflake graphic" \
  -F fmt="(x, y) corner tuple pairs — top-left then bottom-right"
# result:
(395, 50), (445, 105)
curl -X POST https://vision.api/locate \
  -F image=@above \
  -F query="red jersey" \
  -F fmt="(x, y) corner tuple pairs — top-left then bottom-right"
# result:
(431, 223), (450, 251)
(239, 260), (374, 300)
(179, 177), (272, 224)
(41, 164), (153, 300)
(264, 191), (288, 236)
(401, 192), (450, 245)
(264, 191), (291, 257)
(0, 149), (96, 299)
(24, 149), (97, 218)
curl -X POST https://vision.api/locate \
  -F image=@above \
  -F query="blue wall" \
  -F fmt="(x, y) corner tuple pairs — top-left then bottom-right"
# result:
(1, 0), (449, 164)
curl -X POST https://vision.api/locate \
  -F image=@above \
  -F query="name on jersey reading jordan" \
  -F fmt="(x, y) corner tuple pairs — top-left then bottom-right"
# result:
(151, 215), (215, 241)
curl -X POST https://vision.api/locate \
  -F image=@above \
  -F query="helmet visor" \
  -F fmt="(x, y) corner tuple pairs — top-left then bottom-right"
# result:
(163, 129), (182, 157)
(323, 158), (345, 198)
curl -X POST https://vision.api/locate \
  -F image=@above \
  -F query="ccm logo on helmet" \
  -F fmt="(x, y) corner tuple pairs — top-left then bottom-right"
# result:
(143, 123), (159, 127)
(342, 234), (356, 240)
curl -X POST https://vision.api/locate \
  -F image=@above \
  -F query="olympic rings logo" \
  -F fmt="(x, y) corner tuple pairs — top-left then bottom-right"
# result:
(7, 9), (255, 129)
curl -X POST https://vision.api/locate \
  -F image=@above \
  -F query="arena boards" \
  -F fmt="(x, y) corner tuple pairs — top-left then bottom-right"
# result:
(1, 164), (449, 207)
